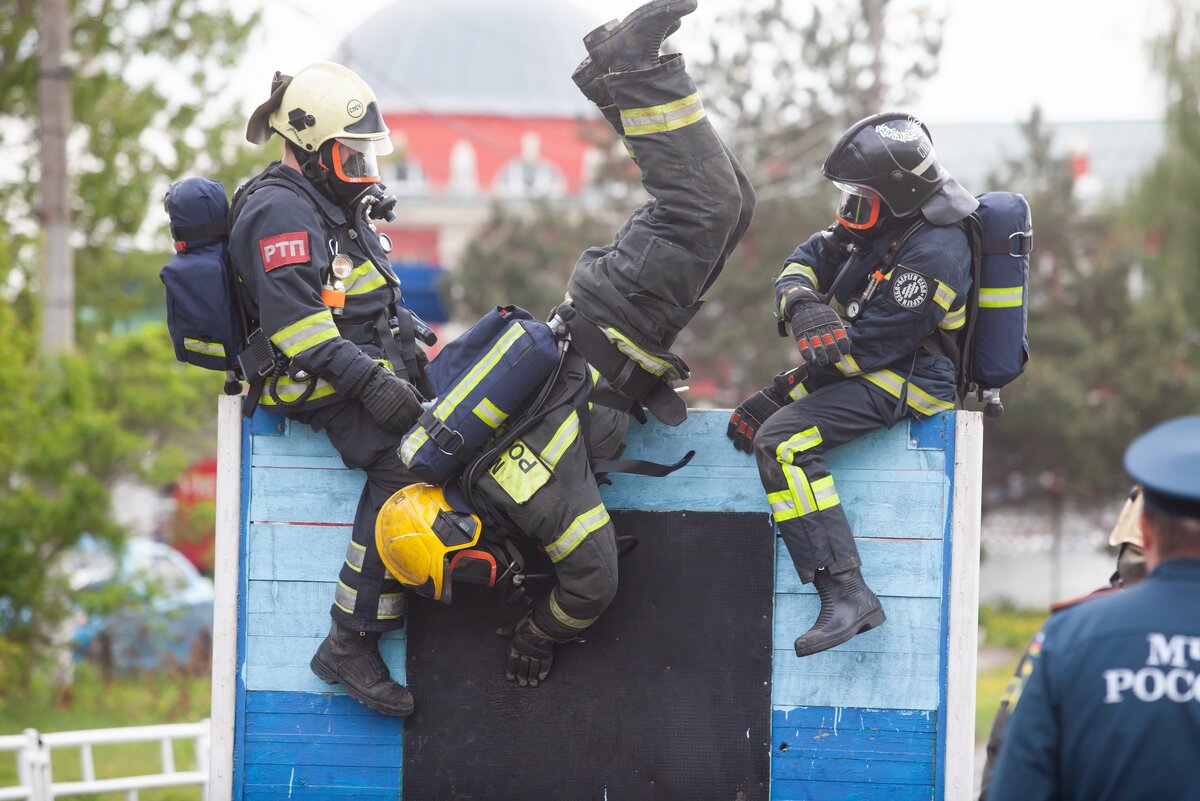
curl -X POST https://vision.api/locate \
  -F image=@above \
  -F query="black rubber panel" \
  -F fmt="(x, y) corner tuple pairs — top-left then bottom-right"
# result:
(403, 510), (773, 801)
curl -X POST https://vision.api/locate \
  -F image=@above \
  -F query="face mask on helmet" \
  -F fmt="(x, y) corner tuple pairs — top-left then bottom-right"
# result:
(833, 181), (882, 230)
(329, 136), (392, 184)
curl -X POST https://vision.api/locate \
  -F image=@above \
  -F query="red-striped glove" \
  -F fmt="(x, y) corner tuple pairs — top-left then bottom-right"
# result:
(727, 367), (806, 454)
(786, 295), (851, 366)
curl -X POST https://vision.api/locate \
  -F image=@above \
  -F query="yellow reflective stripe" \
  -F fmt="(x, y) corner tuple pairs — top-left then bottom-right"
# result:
(979, 286), (1024, 308)
(863, 370), (955, 416)
(777, 426), (823, 460)
(787, 382), (809, 402)
(603, 327), (675, 378)
(433, 325), (527, 419)
(272, 310), (339, 357)
(767, 489), (800, 523)
(545, 503), (610, 563)
(621, 92), (706, 136)
(933, 282), (957, 312)
(472, 398), (508, 429)
(549, 592), (596, 630)
(345, 541), (365, 573)
(343, 260), (387, 296)
(183, 338), (225, 357)
(940, 304), (967, 330)
(335, 581), (405, 620)
(259, 376), (336, 406)
(540, 411), (580, 469)
(779, 262), (819, 288)
(811, 475), (841, 511)
(834, 354), (863, 377)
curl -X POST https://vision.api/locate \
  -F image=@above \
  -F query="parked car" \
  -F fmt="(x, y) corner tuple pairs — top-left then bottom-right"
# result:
(66, 537), (214, 673)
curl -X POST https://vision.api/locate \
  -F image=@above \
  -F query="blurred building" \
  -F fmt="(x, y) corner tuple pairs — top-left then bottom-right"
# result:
(334, 0), (610, 327)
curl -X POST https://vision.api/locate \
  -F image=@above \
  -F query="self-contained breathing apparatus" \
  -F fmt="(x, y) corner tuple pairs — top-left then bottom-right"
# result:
(161, 173), (432, 416)
(379, 304), (694, 615)
(781, 191), (1032, 418)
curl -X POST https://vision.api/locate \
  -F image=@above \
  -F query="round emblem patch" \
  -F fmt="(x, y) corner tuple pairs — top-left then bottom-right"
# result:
(892, 270), (930, 309)
(346, 99), (364, 118)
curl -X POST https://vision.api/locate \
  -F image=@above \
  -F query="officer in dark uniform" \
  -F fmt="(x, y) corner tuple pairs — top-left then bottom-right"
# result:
(978, 486), (1146, 800)
(230, 62), (427, 716)
(988, 416), (1200, 801)
(727, 113), (978, 656)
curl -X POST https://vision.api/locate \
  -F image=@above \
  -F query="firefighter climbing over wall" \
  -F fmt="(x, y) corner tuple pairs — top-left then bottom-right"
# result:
(375, 0), (756, 689)
(728, 113), (980, 657)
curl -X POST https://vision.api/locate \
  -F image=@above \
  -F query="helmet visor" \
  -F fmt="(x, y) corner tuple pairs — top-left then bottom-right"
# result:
(833, 181), (882, 230)
(331, 136), (391, 183)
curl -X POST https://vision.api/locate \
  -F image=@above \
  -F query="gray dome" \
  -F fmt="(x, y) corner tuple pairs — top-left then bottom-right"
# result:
(335, 0), (606, 117)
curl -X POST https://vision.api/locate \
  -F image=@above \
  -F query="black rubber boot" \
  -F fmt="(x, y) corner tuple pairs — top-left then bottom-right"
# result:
(793, 567), (886, 657)
(583, 0), (698, 75)
(311, 622), (414, 717)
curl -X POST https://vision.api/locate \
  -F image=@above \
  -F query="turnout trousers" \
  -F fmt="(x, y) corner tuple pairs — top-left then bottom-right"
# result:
(566, 55), (756, 379)
(292, 399), (416, 632)
(753, 379), (905, 583)
(474, 400), (629, 643)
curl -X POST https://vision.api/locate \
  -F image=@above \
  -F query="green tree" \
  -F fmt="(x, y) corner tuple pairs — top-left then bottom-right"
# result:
(0, 0), (260, 685)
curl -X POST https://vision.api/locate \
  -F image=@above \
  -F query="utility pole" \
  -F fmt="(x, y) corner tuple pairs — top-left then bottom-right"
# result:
(38, 0), (74, 356)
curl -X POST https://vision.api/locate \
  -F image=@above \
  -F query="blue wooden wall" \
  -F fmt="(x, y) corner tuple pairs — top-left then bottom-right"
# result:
(231, 409), (961, 800)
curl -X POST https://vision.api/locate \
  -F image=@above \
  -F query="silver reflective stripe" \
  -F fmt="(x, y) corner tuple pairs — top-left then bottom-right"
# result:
(812, 475), (840, 510)
(399, 428), (429, 466)
(777, 426), (823, 461)
(940, 304), (967, 330)
(540, 411), (580, 469)
(545, 503), (610, 563)
(933, 282), (957, 311)
(979, 286), (1024, 308)
(603, 327), (675, 377)
(782, 464), (817, 515)
(433, 325), (527, 419)
(863, 369), (954, 416)
(548, 592), (596, 630)
(335, 581), (405, 620)
(345, 541), (365, 573)
(472, 398), (508, 429)
(834, 355), (862, 377)
(343, 260), (387, 295)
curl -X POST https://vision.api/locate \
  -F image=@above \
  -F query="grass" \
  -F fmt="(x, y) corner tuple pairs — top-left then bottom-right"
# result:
(974, 604), (1049, 742)
(0, 663), (211, 801)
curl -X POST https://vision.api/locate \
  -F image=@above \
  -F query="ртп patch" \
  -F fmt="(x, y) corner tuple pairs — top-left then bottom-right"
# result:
(890, 266), (932, 313)
(260, 231), (310, 272)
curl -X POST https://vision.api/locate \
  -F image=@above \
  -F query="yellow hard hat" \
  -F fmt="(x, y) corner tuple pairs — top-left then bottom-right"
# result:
(376, 483), (483, 602)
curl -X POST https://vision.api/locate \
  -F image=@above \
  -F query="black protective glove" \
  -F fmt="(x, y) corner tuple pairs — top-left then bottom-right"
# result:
(357, 364), (424, 434)
(727, 366), (806, 454)
(783, 287), (851, 367)
(505, 616), (555, 688)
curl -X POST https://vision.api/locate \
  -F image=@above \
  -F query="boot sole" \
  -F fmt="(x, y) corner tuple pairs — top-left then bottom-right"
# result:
(310, 655), (415, 718)
(794, 607), (887, 658)
(582, 0), (698, 51)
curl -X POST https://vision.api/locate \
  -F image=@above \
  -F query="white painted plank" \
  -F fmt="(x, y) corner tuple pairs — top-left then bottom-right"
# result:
(210, 395), (241, 801)
(945, 412), (983, 799)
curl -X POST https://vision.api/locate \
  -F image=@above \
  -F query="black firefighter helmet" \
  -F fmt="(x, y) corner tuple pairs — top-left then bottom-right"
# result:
(823, 112), (978, 228)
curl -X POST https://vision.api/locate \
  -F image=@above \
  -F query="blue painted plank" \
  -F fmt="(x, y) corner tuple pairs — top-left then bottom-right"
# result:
(771, 778), (934, 800)
(910, 412), (950, 450)
(248, 714), (402, 740)
(245, 765), (400, 786)
(773, 595), (941, 653)
(244, 741), (401, 768)
(248, 525), (351, 582)
(244, 634), (406, 693)
(772, 758), (933, 784)
(775, 706), (937, 733)
(249, 467), (362, 524)
(249, 410), (287, 437)
(246, 580), (405, 639)
(771, 650), (940, 711)
(775, 539), (943, 597)
(246, 691), (393, 717)
(245, 788), (399, 799)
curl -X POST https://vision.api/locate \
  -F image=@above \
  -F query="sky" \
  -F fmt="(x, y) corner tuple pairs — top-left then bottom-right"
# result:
(236, 0), (1171, 126)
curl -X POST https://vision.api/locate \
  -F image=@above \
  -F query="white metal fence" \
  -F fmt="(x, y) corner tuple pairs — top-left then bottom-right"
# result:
(0, 720), (209, 801)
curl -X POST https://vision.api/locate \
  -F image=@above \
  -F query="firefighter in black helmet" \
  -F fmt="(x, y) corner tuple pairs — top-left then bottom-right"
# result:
(728, 112), (978, 657)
